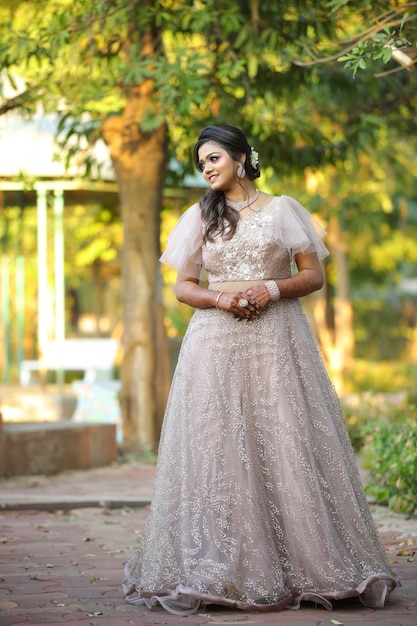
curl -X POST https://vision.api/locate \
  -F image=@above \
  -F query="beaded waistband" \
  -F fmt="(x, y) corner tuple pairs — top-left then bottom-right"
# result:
(208, 280), (270, 293)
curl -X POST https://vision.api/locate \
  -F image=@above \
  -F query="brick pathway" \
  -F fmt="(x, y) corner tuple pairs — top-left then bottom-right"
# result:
(0, 461), (416, 626)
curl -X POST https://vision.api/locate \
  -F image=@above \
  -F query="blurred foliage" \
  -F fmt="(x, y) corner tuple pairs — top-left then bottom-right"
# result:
(342, 387), (409, 449)
(63, 203), (121, 277)
(0, 199), (122, 287)
(343, 359), (417, 394)
(361, 399), (417, 516)
(353, 294), (415, 361)
(1, 0), (416, 179)
(160, 204), (196, 338)
(342, 389), (417, 517)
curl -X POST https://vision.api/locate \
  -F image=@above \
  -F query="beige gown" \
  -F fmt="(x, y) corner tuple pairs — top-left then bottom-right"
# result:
(122, 196), (398, 614)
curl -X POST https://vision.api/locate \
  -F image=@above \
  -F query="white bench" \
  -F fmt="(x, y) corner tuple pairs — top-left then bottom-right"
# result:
(20, 338), (119, 385)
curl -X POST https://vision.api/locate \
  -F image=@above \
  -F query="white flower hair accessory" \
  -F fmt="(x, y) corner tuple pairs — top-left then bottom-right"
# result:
(250, 147), (259, 169)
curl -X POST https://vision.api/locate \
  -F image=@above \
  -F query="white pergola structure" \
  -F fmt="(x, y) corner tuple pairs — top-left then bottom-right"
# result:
(0, 107), (118, 382)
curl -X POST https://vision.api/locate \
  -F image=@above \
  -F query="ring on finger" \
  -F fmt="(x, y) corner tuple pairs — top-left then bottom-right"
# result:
(239, 298), (249, 307)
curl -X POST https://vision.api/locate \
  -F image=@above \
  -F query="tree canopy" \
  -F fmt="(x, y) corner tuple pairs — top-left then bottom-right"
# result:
(1, 0), (416, 172)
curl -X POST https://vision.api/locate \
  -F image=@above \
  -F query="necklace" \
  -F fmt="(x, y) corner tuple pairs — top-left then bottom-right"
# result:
(225, 189), (259, 212)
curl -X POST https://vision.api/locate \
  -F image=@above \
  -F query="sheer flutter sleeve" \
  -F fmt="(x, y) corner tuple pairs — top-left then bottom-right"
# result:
(274, 195), (329, 260)
(159, 203), (203, 279)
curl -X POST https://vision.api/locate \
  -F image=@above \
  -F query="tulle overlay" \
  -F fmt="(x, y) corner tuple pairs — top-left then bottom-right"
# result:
(123, 197), (397, 613)
(159, 195), (330, 280)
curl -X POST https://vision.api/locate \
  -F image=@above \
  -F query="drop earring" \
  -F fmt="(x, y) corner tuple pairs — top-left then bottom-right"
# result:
(237, 163), (246, 178)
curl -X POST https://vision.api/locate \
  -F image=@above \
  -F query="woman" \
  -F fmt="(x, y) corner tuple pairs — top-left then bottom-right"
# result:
(122, 125), (398, 614)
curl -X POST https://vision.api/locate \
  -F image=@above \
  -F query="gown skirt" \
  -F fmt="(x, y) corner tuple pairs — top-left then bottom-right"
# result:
(122, 297), (398, 614)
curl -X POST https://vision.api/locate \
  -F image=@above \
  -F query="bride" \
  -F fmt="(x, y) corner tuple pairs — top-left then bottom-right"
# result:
(122, 124), (398, 615)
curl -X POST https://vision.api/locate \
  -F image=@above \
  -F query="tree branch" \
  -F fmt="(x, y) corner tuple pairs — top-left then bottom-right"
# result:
(291, 9), (417, 68)
(0, 100), (22, 116)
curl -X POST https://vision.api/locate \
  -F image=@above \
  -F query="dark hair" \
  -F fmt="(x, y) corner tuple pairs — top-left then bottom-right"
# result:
(193, 125), (261, 242)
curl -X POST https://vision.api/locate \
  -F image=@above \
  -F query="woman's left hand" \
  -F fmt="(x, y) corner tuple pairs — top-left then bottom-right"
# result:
(245, 285), (271, 313)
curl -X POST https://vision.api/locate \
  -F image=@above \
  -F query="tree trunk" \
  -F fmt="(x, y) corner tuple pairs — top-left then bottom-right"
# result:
(102, 79), (169, 452)
(313, 216), (354, 392)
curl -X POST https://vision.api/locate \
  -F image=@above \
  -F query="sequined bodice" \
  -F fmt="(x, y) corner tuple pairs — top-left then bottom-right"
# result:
(202, 203), (291, 282)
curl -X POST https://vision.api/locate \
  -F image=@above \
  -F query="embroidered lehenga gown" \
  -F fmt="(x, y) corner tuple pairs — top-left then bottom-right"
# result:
(122, 195), (398, 614)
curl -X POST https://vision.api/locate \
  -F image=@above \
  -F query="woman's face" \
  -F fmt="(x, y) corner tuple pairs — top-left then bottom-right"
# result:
(197, 141), (242, 192)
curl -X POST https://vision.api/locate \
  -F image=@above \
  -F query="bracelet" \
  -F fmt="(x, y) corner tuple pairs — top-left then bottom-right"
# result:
(215, 291), (224, 310)
(264, 280), (281, 302)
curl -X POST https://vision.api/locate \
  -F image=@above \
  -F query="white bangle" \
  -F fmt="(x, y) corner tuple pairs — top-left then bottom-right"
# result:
(215, 291), (224, 310)
(264, 280), (281, 302)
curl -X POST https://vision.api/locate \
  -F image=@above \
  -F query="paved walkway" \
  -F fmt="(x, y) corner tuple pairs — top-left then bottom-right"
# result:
(0, 460), (416, 626)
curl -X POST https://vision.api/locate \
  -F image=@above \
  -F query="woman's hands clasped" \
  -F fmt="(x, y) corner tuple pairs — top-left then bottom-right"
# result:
(216, 291), (259, 321)
(239, 284), (273, 321)
(217, 286), (274, 321)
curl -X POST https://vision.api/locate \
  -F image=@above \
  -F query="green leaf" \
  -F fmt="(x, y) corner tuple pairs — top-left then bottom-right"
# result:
(400, 13), (409, 31)
(382, 47), (392, 64)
